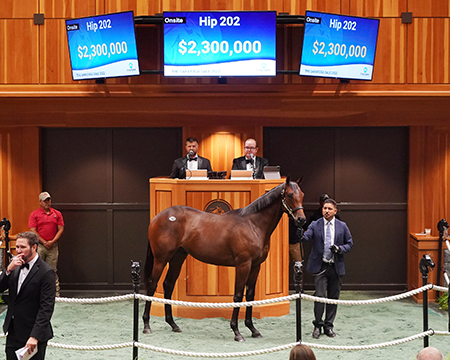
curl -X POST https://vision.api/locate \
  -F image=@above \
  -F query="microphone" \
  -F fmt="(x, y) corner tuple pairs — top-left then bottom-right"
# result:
(187, 150), (194, 159)
(250, 153), (254, 164)
(250, 153), (255, 179)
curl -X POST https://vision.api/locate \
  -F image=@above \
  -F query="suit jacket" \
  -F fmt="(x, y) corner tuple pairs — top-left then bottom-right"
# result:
(231, 156), (269, 179)
(169, 156), (212, 179)
(0, 256), (56, 343)
(301, 217), (353, 276)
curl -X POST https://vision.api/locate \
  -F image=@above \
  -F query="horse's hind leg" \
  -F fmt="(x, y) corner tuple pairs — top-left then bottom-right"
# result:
(163, 248), (188, 332)
(142, 259), (167, 334)
(244, 265), (262, 338)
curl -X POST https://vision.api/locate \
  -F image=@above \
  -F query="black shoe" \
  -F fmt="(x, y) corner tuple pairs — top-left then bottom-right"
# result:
(312, 327), (321, 339)
(324, 328), (336, 338)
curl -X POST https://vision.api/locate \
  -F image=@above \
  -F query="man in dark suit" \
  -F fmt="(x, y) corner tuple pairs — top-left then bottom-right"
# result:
(169, 137), (212, 179)
(0, 231), (56, 360)
(301, 199), (353, 339)
(231, 138), (269, 179)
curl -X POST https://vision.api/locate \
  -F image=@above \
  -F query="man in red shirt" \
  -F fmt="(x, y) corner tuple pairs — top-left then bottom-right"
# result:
(29, 191), (64, 297)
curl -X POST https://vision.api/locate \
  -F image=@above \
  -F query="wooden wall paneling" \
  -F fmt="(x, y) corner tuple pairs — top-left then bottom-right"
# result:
(407, 18), (450, 84)
(349, 0), (406, 17)
(370, 18), (406, 84)
(284, 0), (341, 17)
(40, 19), (76, 84)
(0, 0), (38, 19)
(40, 0), (98, 19)
(0, 127), (40, 235)
(0, 20), (39, 84)
(105, 0), (161, 15)
(408, 0), (450, 17)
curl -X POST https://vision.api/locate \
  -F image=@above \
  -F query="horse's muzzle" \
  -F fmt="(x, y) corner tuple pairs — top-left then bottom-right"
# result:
(293, 216), (306, 228)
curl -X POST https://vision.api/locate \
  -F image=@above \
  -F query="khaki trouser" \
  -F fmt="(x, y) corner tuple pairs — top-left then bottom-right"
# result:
(38, 243), (60, 296)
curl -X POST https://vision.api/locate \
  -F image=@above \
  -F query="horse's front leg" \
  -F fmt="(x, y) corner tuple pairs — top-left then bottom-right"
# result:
(231, 263), (251, 342)
(244, 264), (262, 338)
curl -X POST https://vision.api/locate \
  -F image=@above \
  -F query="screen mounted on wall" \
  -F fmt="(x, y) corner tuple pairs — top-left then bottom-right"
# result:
(66, 11), (140, 81)
(163, 11), (276, 77)
(299, 11), (379, 81)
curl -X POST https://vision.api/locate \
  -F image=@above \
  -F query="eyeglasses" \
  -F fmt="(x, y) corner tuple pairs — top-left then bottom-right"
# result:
(244, 147), (256, 150)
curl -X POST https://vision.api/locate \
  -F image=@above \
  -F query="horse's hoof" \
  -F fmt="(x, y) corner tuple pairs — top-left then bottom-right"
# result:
(143, 328), (152, 334)
(252, 332), (262, 338)
(172, 326), (182, 333)
(234, 334), (245, 342)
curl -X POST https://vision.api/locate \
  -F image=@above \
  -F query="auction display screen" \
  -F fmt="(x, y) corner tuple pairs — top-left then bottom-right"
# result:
(66, 11), (140, 80)
(163, 11), (276, 77)
(299, 11), (379, 81)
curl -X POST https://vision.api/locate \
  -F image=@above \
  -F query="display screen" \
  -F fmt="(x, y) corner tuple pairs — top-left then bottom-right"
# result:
(66, 11), (140, 80)
(299, 11), (379, 81)
(163, 11), (276, 77)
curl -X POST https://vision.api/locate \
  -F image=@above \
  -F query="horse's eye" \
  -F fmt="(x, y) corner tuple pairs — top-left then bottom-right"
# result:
(287, 193), (293, 199)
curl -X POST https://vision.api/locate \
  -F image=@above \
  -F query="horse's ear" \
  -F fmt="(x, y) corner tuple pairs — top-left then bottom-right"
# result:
(296, 176), (303, 185)
(286, 174), (291, 184)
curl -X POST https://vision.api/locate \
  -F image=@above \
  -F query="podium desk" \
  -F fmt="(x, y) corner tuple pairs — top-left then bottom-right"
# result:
(149, 177), (290, 319)
(408, 233), (441, 303)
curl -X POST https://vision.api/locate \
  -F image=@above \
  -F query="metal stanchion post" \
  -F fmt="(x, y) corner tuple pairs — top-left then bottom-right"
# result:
(419, 254), (435, 348)
(131, 261), (141, 360)
(293, 261), (303, 342)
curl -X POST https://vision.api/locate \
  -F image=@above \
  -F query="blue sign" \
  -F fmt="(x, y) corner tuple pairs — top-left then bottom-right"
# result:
(163, 11), (276, 77)
(299, 11), (379, 81)
(66, 11), (140, 80)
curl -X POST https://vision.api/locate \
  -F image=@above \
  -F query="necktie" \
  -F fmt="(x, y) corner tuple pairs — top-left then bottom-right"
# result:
(20, 263), (29, 270)
(324, 222), (332, 260)
(188, 157), (197, 161)
(245, 158), (253, 164)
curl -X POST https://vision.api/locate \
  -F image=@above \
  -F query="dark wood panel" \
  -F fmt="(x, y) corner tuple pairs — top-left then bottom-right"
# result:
(113, 210), (149, 284)
(337, 127), (409, 203)
(58, 210), (109, 285)
(42, 128), (110, 203)
(112, 128), (182, 203)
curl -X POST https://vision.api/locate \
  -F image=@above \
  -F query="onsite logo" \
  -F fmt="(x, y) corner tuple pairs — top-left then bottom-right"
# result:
(204, 199), (233, 214)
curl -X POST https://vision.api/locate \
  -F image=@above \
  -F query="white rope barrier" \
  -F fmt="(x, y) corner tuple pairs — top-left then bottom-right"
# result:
(40, 330), (450, 356)
(54, 284), (444, 308)
(55, 294), (135, 303)
(1, 283), (447, 357)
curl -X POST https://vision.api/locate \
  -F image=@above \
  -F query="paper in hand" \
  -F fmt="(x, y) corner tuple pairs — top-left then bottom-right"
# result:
(15, 344), (38, 360)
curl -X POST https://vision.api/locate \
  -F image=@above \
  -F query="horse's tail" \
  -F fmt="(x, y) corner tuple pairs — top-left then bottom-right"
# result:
(143, 240), (154, 289)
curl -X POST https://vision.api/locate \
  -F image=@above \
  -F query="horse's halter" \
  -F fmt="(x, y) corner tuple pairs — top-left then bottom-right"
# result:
(281, 187), (304, 221)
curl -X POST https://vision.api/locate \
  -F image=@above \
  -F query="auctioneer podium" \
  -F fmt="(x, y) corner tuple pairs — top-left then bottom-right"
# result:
(149, 177), (290, 319)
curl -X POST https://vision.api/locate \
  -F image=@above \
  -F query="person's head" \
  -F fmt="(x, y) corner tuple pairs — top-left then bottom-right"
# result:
(416, 346), (444, 360)
(319, 194), (329, 206)
(244, 138), (258, 160)
(39, 191), (52, 211)
(15, 231), (39, 263)
(185, 137), (199, 157)
(289, 344), (316, 360)
(322, 198), (338, 222)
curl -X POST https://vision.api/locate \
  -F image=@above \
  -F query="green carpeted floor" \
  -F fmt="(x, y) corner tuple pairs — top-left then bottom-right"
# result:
(0, 290), (449, 359)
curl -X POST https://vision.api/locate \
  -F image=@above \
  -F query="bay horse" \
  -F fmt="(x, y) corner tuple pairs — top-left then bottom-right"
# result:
(142, 176), (306, 341)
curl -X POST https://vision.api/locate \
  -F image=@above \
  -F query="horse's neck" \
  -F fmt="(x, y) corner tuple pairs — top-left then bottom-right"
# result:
(250, 194), (284, 238)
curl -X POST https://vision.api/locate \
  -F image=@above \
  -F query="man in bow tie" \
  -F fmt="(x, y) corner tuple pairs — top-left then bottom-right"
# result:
(231, 138), (269, 179)
(169, 137), (213, 179)
(0, 231), (56, 359)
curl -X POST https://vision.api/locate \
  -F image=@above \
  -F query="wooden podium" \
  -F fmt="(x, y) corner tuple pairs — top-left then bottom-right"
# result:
(408, 233), (441, 303)
(149, 177), (290, 319)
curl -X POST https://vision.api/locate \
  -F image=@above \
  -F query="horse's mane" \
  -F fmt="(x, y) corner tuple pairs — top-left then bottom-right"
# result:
(227, 183), (285, 217)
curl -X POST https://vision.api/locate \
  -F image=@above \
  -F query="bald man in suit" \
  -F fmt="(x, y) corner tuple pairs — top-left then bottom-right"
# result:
(231, 138), (269, 179)
(0, 231), (56, 360)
